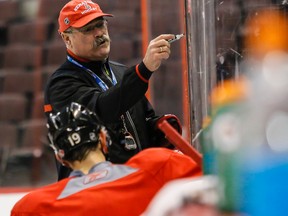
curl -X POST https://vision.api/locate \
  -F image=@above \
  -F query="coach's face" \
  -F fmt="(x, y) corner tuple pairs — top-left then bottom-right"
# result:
(61, 17), (111, 61)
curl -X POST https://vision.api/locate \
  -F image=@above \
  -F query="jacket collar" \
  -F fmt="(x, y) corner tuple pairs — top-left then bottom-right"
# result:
(67, 49), (109, 74)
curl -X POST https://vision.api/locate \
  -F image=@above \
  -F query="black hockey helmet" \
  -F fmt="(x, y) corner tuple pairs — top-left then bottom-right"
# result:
(47, 102), (104, 158)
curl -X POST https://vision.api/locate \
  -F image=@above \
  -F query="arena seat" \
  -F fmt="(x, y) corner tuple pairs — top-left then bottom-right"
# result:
(43, 42), (66, 66)
(1, 70), (35, 94)
(3, 45), (42, 70)
(8, 19), (51, 45)
(37, 0), (70, 20)
(0, 123), (17, 177)
(18, 119), (47, 150)
(0, 94), (27, 122)
(31, 93), (45, 119)
(0, 1), (19, 23)
(18, 119), (48, 183)
(1, 119), (49, 186)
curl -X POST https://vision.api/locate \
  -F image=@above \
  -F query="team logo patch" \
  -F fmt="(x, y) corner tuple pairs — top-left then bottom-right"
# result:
(64, 17), (70, 25)
(83, 170), (108, 184)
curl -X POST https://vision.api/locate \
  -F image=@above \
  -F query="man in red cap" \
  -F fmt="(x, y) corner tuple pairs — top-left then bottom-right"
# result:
(44, 0), (181, 180)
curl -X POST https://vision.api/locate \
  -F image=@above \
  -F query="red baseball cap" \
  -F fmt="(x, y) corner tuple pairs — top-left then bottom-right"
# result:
(58, 0), (113, 32)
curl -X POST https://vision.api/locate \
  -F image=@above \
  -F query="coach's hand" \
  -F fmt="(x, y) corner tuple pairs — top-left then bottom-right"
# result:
(143, 34), (175, 72)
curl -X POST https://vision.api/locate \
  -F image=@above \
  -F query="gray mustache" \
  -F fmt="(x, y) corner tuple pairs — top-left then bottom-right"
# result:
(94, 35), (110, 47)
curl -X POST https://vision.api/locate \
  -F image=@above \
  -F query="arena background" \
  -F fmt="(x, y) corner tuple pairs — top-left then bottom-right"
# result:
(0, 1), (286, 214)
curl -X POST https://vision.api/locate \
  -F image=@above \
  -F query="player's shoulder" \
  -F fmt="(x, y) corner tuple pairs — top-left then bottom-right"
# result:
(141, 147), (174, 154)
(142, 147), (184, 156)
(11, 180), (68, 214)
(128, 148), (184, 164)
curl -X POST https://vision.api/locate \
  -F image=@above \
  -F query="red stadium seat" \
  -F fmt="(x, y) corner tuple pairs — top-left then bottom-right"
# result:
(0, 94), (27, 122)
(0, 123), (18, 181)
(3, 45), (42, 70)
(31, 93), (45, 119)
(43, 42), (66, 66)
(1, 70), (35, 94)
(19, 119), (47, 149)
(0, 1), (19, 23)
(37, 0), (70, 20)
(8, 20), (51, 45)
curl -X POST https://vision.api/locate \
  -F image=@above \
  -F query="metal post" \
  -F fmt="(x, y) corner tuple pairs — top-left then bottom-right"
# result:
(184, 0), (217, 150)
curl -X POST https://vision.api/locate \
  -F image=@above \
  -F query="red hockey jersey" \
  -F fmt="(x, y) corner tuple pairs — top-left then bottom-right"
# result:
(11, 148), (202, 216)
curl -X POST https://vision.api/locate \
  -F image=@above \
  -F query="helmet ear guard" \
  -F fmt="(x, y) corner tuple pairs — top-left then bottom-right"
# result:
(46, 102), (109, 158)
(99, 127), (112, 155)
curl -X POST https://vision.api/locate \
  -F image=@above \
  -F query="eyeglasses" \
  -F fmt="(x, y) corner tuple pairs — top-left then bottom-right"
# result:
(65, 19), (108, 34)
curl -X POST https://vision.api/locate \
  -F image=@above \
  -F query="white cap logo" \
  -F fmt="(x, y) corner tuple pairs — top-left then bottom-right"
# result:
(83, 1), (92, 10)
(74, 1), (98, 15)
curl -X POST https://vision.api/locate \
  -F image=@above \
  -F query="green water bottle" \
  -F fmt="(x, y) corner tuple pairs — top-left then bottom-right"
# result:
(209, 78), (249, 213)
(199, 115), (215, 175)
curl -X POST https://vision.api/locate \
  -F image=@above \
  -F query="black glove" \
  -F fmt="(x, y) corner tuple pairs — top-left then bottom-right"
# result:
(148, 114), (182, 149)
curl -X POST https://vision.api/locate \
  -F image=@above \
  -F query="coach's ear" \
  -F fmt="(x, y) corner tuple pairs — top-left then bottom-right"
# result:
(60, 31), (72, 49)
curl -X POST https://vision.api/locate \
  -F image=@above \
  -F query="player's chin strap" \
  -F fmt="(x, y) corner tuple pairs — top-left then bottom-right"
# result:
(47, 133), (67, 166)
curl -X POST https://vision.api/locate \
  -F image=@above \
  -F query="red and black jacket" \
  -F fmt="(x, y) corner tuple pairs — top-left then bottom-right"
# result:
(44, 54), (162, 179)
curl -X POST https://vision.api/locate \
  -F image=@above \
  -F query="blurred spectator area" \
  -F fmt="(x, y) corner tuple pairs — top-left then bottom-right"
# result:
(0, 0), (71, 186)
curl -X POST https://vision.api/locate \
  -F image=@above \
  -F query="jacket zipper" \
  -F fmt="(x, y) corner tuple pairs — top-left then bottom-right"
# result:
(125, 111), (142, 151)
